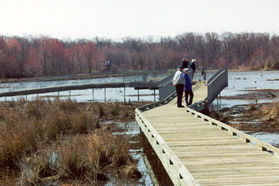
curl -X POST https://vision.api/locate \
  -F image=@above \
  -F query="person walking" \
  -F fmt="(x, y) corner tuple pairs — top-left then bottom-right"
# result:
(183, 68), (194, 106)
(172, 65), (185, 108)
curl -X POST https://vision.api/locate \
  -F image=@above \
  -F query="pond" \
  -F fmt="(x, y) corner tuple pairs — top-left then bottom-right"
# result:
(213, 70), (279, 147)
(1, 70), (278, 184)
(100, 120), (153, 185)
(219, 70), (279, 108)
(0, 75), (163, 102)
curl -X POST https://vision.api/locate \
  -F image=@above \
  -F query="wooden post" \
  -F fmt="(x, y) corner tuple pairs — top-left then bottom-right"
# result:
(124, 86), (126, 103)
(138, 89), (140, 102)
(216, 94), (219, 111)
(104, 88), (106, 102)
(219, 93), (222, 110)
(92, 88), (94, 101)
(203, 69), (206, 80)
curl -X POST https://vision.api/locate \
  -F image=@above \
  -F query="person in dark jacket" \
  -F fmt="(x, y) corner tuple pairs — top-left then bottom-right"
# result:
(183, 68), (194, 105)
(181, 58), (189, 69)
(189, 59), (196, 80)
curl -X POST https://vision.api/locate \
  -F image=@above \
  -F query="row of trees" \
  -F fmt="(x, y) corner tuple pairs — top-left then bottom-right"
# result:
(0, 32), (279, 78)
(0, 37), (104, 78)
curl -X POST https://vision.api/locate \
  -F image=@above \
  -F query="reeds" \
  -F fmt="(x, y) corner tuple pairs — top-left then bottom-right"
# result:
(19, 130), (139, 185)
(0, 99), (140, 184)
(248, 98), (258, 111)
(258, 101), (279, 122)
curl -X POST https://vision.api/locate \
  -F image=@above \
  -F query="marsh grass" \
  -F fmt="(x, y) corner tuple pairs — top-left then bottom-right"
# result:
(256, 101), (279, 122)
(248, 98), (258, 111)
(0, 99), (140, 185)
(20, 130), (139, 185)
(243, 99), (279, 124)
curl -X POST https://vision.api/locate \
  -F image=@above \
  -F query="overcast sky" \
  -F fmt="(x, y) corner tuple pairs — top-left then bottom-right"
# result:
(1, 0), (279, 40)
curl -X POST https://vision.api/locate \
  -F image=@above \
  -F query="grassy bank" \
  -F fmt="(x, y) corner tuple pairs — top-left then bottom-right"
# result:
(0, 99), (141, 185)
(249, 101), (279, 123)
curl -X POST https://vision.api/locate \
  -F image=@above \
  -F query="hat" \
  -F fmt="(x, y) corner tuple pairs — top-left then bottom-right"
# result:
(183, 68), (189, 72)
(178, 65), (183, 68)
(191, 59), (196, 62)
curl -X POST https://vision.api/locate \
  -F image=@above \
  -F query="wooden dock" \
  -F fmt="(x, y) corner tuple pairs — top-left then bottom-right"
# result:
(136, 75), (279, 185)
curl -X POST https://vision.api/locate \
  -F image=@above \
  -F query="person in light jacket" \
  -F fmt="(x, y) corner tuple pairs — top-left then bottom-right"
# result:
(172, 65), (185, 108)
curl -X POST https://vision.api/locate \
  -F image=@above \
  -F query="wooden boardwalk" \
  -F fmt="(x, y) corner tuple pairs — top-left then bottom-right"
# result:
(136, 81), (279, 185)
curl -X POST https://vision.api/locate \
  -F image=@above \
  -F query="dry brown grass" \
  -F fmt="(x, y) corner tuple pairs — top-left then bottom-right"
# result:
(257, 101), (279, 122)
(248, 98), (258, 111)
(0, 99), (140, 185)
(245, 100), (279, 124)
(19, 130), (139, 185)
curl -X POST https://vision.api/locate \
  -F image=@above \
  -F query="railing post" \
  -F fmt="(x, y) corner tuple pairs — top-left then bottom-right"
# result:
(123, 86), (126, 103)
(104, 88), (106, 102)
(138, 89), (140, 102)
(92, 88), (94, 101)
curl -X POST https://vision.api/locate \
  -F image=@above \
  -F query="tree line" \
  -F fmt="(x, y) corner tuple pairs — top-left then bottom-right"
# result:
(0, 32), (279, 78)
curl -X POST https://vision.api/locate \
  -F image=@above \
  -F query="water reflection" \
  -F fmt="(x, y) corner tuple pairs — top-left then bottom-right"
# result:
(0, 87), (160, 103)
(100, 120), (153, 186)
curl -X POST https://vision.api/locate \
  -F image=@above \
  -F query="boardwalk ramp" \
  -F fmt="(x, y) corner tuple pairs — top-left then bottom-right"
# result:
(136, 68), (279, 185)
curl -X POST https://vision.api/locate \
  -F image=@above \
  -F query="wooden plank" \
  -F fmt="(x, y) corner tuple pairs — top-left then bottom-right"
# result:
(155, 125), (220, 132)
(136, 80), (279, 186)
(135, 109), (200, 186)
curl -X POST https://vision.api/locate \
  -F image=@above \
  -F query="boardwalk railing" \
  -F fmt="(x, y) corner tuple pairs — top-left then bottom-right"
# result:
(0, 81), (160, 98)
(184, 107), (279, 157)
(207, 67), (228, 104)
(136, 68), (279, 185)
(137, 102), (279, 185)
(136, 107), (200, 186)
(158, 75), (175, 101)
(136, 82), (207, 185)
(158, 70), (206, 101)
(189, 68), (228, 111)
(136, 69), (228, 185)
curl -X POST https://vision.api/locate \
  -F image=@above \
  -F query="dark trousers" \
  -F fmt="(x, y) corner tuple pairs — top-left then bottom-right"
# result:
(175, 84), (184, 107)
(185, 90), (193, 105)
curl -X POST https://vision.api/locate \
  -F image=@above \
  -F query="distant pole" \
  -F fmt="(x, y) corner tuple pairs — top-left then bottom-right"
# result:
(92, 88), (94, 101)
(26, 95), (27, 101)
(154, 89), (156, 101)
(124, 86), (126, 103)
(219, 93), (222, 110)
(104, 88), (106, 102)
(69, 90), (71, 99)
(137, 89), (140, 102)
(216, 94), (219, 112)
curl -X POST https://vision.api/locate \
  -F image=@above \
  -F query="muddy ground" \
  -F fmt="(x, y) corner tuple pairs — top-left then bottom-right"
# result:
(220, 89), (279, 100)
(209, 89), (279, 147)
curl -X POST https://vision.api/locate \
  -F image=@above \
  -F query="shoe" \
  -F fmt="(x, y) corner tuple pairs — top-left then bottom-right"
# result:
(178, 105), (185, 108)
